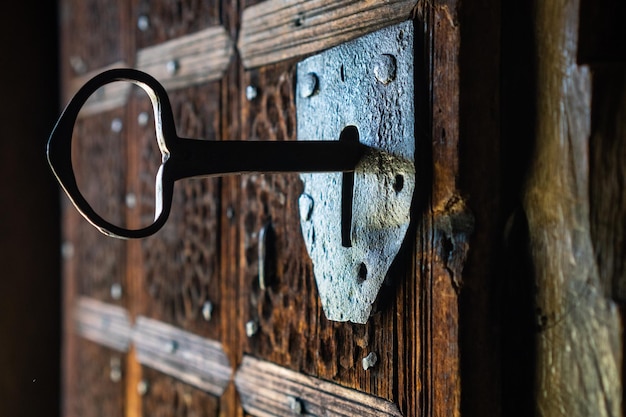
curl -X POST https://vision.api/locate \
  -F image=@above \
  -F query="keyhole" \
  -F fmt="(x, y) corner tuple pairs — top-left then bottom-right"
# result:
(340, 125), (359, 248)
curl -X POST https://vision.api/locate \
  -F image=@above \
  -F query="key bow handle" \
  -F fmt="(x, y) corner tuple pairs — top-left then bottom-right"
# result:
(47, 68), (177, 239)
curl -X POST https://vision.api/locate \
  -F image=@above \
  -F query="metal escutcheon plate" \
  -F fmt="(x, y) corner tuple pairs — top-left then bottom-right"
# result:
(297, 21), (415, 323)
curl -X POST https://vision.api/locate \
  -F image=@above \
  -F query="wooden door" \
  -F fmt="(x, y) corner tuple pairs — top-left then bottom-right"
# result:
(59, 1), (626, 417)
(59, 1), (488, 416)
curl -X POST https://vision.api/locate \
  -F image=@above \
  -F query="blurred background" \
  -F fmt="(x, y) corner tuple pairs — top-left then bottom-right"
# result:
(0, 2), (61, 416)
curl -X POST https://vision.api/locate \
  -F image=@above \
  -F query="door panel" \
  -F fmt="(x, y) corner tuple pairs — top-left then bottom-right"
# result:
(65, 338), (126, 417)
(238, 61), (398, 397)
(140, 367), (221, 417)
(59, 1), (468, 417)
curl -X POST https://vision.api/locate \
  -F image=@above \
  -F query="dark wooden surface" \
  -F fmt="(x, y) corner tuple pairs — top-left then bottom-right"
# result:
(57, 1), (626, 417)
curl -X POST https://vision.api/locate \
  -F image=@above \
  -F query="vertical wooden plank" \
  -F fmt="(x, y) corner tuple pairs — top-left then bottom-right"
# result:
(59, 2), (128, 416)
(407, 1), (466, 416)
(134, 0), (221, 49)
(523, 1), (623, 416)
(140, 368), (220, 417)
(65, 338), (127, 417)
(219, 2), (246, 416)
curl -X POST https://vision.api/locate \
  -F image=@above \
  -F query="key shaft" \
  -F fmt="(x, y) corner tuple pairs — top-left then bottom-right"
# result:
(167, 138), (368, 181)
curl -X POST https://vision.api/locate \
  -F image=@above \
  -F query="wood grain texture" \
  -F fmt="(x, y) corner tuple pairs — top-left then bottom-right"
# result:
(137, 26), (234, 91)
(59, 2), (131, 417)
(60, 0), (124, 98)
(235, 355), (402, 417)
(130, 83), (222, 338)
(134, 0), (221, 49)
(74, 297), (132, 352)
(65, 337), (126, 417)
(238, 0), (418, 68)
(238, 61), (398, 405)
(71, 108), (127, 303)
(140, 367), (220, 417)
(523, 1), (623, 415)
(133, 316), (232, 396)
(410, 2), (466, 416)
(58, 1), (490, 417)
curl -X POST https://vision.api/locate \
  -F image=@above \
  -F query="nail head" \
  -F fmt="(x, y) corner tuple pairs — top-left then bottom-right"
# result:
(362, 351), (378, 370)
(246, 85), (258, 101)
(373, 54), (397, 84)
(137, 380), (149, 396)
(166, 59), (180, 75)
(202, 301), (213, 321)
(245, 320), (259, 337)
(299, 73), (318, 98)
(110, 283), (123, 300)
(111, 118), (123, 133)
(137, 15), (150, 31)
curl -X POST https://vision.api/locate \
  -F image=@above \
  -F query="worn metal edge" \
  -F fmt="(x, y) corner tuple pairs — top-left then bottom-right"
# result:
(132, 316), (232, 397)
(234, 355), (402, 417)
(238, 0), (417, 68)
(136, 25), (234, 91)
(73, 296), (132, 352)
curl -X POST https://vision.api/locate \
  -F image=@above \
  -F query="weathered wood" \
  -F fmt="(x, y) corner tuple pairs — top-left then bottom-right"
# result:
(238, 0), (418, 68)
(140, 367), (220, 417)
(237, 61), (399, 407)
(58, 1), (503, 417)
(132, 316), (232, 396)
(235, 355), (402, 417)
(65, 337), (126, 417)
(136, 26), (234, 91)
(410, 2), (465, 416)
(74, 297), (132, 352)
(523, 1), (623, 416)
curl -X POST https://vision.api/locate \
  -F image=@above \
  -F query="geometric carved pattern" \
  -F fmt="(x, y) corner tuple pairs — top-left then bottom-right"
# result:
(138, 84), (220, 332)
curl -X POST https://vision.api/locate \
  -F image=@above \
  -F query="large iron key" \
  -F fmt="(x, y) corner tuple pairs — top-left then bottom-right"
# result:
(47, 68), (368, 239)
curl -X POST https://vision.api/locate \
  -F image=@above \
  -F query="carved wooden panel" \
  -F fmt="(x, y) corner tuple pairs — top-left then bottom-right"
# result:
(238, 0), (417, 68)
(134, 0), (221, 48)
(65, 337), (126, 417)
(238, 61), (398, 401)
(140, 367), (220, 417)
(133, 84), (222, 337)
(61, 0), (124, 86)
(56, 1), (502, 417)
(72, 109), (127, 303)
